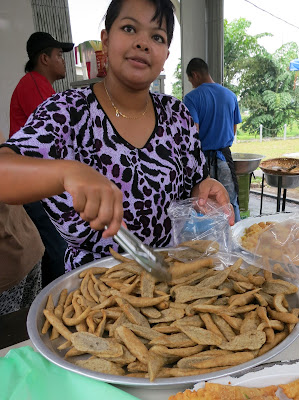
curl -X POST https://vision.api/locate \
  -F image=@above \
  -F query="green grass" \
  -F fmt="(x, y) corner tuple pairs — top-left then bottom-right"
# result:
(231, 138), (299, 160)
(235, 121), (299, 141)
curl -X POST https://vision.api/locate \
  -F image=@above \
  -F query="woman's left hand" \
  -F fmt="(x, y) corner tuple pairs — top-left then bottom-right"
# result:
(192, 177), (235, 226)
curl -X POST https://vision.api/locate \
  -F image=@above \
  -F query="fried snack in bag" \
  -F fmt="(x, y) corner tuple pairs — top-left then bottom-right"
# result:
(168, 198), (233, 265)
(238, 214), (299, 281)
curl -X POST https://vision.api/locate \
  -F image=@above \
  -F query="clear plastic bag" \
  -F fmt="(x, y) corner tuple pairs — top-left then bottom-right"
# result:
(233, 212), (299, 282)
(168, 198), (233, 266)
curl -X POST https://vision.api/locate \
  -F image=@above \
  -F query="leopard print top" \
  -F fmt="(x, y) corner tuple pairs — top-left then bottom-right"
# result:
(5, 85), (208, 271)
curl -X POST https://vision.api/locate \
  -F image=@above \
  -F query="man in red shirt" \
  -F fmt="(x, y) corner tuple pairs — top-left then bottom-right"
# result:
(10, 31), (74, 137)
(9, 32), (74, 286)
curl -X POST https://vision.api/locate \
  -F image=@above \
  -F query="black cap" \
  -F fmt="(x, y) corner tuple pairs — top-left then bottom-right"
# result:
(26, 32), (74, 60)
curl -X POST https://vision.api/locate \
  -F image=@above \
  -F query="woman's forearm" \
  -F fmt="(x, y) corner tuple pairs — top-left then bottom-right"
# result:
(0, 149), (74, 204)
(0, 148), (124, 235)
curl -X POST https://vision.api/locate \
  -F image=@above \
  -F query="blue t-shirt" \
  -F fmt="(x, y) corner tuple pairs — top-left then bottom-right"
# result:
(183, 83), (242, 159)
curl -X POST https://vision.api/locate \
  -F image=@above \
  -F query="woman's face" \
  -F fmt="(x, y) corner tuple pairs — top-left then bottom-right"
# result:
(101, 0), (169, 90)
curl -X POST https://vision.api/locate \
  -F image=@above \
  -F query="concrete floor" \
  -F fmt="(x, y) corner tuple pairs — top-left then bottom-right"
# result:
(243, 165), (299, 217)
(248, 191), (299, 217)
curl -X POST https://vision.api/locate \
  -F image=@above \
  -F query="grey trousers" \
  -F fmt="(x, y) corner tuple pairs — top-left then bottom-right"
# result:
(209, 158), (241, 222)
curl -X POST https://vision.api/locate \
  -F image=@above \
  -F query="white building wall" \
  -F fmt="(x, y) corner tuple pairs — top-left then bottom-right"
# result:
(0, 0), (34, 139)
(181, 0), (207, 97)
(180, 0), (224, 97)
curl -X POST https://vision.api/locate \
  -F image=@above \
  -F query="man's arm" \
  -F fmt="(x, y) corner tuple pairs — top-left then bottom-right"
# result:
(183, 95), (200, 126)
(234, 124), (237, 135)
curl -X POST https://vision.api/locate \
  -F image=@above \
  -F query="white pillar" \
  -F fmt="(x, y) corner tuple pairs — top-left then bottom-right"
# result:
(206, 0), (224, 85)
(260, 124), (263, 142)
(284, 124), (287, 140)
(0, 0), (35, 138)
(181, 0), (207, 97)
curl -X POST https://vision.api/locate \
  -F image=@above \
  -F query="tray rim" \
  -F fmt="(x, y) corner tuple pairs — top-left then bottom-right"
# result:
(27, 250), (299, 389)
(260, 157), (299, 176)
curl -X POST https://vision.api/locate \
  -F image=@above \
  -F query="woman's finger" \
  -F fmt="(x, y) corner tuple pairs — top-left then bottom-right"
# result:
(72, 191), (87, 214)
(80, 196), (103, 222)
(101, 188), (123, 238)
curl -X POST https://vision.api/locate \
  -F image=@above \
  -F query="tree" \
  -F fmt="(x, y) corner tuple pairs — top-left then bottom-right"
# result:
(171, 59), (182, 100)
(172, 18), (299, 136)
(223, 18), (271, 95)
(239, 42), (299, 135)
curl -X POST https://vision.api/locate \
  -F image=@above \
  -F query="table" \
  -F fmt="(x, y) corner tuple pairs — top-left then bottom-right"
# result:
(1, 310), (299, 400)
(2, 338), (299, 400)
(0, 341), (183, 400)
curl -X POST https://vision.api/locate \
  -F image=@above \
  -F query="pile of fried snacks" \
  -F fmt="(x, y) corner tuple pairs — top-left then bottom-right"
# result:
(41, 240), (299, 382)
(241, 220), (299, 266)
(169, 377), (299, 400)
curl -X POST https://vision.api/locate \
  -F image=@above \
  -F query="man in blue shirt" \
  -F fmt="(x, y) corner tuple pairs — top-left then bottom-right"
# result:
(183, 58), (241, 222)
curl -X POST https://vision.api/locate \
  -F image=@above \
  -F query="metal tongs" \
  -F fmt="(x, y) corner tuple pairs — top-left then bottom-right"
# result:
(113, 225), (171, 282)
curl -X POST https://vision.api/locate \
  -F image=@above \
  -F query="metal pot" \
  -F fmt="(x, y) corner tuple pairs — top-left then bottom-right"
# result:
(264, 173), (299, 189)
(232, 153), (264, 175)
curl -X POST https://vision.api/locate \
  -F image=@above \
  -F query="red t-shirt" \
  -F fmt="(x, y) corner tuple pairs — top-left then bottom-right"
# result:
(9, 71), (55, 137)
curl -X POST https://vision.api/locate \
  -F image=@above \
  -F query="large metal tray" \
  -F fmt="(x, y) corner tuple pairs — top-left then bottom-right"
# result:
(260, 158), (299, 176)
(27, 253), (299, 390)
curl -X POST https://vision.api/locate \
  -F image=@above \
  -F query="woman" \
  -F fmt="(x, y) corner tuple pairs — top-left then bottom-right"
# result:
(0, 0), (233, 272)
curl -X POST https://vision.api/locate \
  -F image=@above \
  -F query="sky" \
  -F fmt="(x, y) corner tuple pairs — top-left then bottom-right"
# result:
(68, 0), (299, 94)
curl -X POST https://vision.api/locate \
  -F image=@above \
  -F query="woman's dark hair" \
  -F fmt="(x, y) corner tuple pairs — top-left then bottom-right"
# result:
(105, 0), (175, 47)
(186, 58), (209, 78)
(25, 47), (54, 73)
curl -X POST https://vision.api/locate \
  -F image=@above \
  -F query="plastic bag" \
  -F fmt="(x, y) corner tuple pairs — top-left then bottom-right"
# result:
(232, 212), (299, 282)
(168, 198), (233, 266)
(0, 346), (140, 400)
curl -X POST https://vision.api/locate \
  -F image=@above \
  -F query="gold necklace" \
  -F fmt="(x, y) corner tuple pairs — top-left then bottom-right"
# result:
(103, 80), (149, 119)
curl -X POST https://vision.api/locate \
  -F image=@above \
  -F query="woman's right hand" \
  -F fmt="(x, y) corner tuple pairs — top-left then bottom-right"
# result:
(62, 161), (123, 237)
(0, 149), (123, 237)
